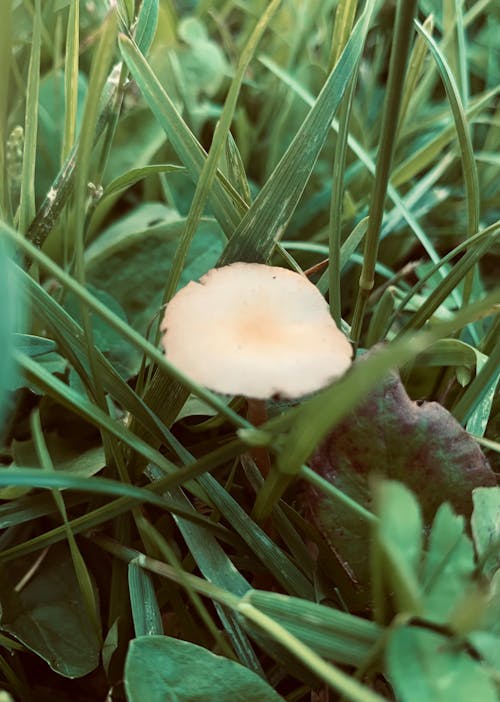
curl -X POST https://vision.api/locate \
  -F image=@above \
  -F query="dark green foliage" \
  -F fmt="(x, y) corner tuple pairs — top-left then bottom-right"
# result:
(0, 0), (498, 700)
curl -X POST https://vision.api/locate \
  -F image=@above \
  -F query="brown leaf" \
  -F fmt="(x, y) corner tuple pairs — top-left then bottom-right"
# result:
(303, 370), (496, 594)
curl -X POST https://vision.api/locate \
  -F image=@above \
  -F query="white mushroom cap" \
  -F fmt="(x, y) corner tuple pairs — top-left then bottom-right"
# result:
(160, 262), (352, 400)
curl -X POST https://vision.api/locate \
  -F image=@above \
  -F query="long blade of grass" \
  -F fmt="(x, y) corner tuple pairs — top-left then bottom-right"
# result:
(0, 1), (12, 218)
(14, 349), (205, 494)
(117, 34), (246, 237)
(415, 18), (480, 305)
(94, 536), (385, 697)
(243, 590), (381, 665)
(143, 471), (261, 671)
(62, 0), (79, 160)
(328, 0), (359, 324)
(128, 561), (163, 636)
(238, 600), (386, 702)
(219, 0), (376, 265)
(391, 87), (498, 188)
(19, 265), (186, 455)
(134, 513), (242, 664)
(18, 0), (41, 234)
(0, 466), (204, 516)
(396, 224), (500, 334)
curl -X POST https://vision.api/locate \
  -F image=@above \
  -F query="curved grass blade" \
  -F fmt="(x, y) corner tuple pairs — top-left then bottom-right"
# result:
(414, 20), (480, 245)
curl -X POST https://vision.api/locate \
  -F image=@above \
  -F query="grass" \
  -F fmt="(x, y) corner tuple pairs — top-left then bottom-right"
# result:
(0, 1), (499, 701)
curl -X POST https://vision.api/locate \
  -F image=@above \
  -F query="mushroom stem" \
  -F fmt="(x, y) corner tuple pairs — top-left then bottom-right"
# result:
(246, 398), (272, 477)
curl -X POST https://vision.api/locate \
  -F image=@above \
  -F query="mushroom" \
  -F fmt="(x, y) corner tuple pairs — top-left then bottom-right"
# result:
(160, 261), (352, 490)
(160, 261), (352, 399)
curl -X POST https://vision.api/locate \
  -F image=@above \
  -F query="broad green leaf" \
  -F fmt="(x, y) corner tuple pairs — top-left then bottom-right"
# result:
(0, 543), (100, 678)
(387, 626), (497, 702)
(13, 334), (57, 358)
(175, 16), (229, 124)
(471, 487), (500, 577)
(422, 503), (475, 623)
(64, 283), (139, 377)
(124, 635), (285, 702)
(35, 69), (87, 202)
(375, 481), (423, 613)
(101, 108), (166, 189)
(0, 434), (105, 499)
(85, 204), (226, 337)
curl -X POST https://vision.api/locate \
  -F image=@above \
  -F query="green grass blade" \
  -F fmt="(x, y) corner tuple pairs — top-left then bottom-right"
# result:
(238, 600), (386, 702)
(258, 56), (448, 284)
(142, 472), (261, 671)
(134, 0), (159, 56)
(14, 349), (195, 486)
(396, 226), (499, 334)
(219, 1), (376, 265)
(18, 0), (41, 234)
(18, 265), (186, 456)
(117, 34), (245, 237)
(0, 1), (13, 218)
(244, 590), (381, 665)
(62, 0), (79, 160)
(329, 0), (358, 68)
(128, 562), (164, 636)
(415, 19), (479, 244)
